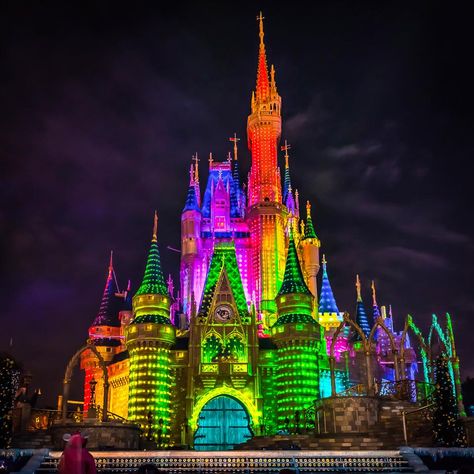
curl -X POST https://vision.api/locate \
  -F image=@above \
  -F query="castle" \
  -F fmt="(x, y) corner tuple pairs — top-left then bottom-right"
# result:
(77, 15), (461, 450)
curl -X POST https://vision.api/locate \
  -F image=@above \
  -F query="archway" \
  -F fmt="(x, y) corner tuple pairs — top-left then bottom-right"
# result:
(194, 396), (252, 450)
(62, 344), (109, 421)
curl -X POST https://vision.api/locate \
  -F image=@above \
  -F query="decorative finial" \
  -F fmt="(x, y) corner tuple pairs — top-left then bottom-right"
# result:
(322, 253), (327, 265)
(257, 11), (265, 46)
(152, 210), (158, 243)
(189, 163), (194, 183)
(227, 151), (232, 163)
(270, 64), (276, 88)
(109, 250), (113, 271)
(229, 133), (240, 161)
(281, 140), (291, 168)
(371, 280), (378, 306)
(356, 274), (362, 301)
(192, 152), (199, 182)
(389, 304), (393, 318)
(208, 152), (213, 166)
(306, 200), (312, 217)
(300, 219), (305, 235)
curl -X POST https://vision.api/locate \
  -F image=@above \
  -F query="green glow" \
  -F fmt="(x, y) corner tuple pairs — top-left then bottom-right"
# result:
(276, 344), (319, 428)
(132, 314), (171, 325)
(198, 242), (249, 319)
(128, 345), (173, 444)
(277, 233), (311, 297)
(135, 240), (168, 296)
(273, 313), (316, 327)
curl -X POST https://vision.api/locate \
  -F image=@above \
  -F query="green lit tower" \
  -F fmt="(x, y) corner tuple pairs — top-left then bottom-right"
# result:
(272, 232), (321, 430)
(125, 212), (176, 445)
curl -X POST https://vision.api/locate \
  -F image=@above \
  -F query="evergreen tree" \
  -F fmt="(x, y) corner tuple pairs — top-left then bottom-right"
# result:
(432, 354), (466, 447)
(0, 353), (21, 448)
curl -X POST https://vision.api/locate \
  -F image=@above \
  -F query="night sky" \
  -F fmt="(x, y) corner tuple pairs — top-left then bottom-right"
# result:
(2, 2), (473, 406)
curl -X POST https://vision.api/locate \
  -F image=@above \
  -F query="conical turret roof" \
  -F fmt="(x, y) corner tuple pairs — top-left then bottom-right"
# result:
(304, 201), (318, 240)
(352, 275), (371, 341)
(135, 212), (168, 297)
(277, 232), (311, 297)
(318, 255), (340, 315)
(91, 251), (121, 327)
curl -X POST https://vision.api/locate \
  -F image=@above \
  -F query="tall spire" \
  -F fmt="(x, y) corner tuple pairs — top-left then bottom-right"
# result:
(281, 140), (293, 204)
(183, 164), (200, 212)
(352, 275), (371, 340)
(277, 231), (311, 297)
(255, 11), (270, 102)
(318, 255), (340, 315)
(304, 201), (318, 240)
(135, 212), (168, 297)
(371, 280), (381, 319)
(356, 274), (362, 302)
(91, 251), (120, 327)
(192, 153), (201, 206)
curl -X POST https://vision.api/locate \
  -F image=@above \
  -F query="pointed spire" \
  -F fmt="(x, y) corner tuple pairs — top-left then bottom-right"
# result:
(356, 274), (362, 302)
(281, 140), (293, 204)
(135, 212), (168, 297)
(371, 280), (381, 319)
(303, 201), (318, 240)
(352, 275), (371, 340)
(277, 231), (311, 296)
(229, 133), (240, 161)
(183, 170), (200, 212)
(91, 252), (120, 327)
(255, 11), (270, 102)
(318, 254), (340, 315)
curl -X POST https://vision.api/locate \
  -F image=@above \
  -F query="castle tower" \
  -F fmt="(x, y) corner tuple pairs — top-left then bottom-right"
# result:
(352, 275), (371, 341)
(272, 232), (320, 430)
(247, 13), (286, 320)
(318, 254), (343, 329)
(80, 252), (123, 414)
(126, 212), (176, 444)
(180, 165), (203, 319)
(299, 201), (321, 307)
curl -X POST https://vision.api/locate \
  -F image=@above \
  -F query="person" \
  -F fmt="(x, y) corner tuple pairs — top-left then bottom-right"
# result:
(58, 432), (96, 474)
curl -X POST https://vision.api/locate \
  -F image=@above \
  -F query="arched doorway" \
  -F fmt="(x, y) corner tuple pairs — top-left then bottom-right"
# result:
(194, 396), (252, 450)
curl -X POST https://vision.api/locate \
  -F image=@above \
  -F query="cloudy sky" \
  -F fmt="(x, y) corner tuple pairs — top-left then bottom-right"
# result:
(1, 1), (473, 404)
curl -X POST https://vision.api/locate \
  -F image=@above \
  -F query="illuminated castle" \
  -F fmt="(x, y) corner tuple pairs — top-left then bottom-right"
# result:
(78, 15), (461, 449)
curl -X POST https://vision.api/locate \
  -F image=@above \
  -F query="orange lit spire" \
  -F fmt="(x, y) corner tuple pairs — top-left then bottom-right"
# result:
(356, 274), (362, 302)
(256, 11), (270, 102)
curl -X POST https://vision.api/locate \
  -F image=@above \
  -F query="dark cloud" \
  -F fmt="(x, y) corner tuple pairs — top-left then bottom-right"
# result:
(1, 1), (473, 404)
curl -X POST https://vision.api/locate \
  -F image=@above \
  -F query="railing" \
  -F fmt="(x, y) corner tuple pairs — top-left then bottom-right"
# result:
(96, 406), (129, 423)
(376, 380), (435, 404)
(335, 383), (368, 397)
(401, 403), (435, 445)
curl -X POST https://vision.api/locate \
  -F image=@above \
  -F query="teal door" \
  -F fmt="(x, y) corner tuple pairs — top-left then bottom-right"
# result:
(194, 396), (252, 450)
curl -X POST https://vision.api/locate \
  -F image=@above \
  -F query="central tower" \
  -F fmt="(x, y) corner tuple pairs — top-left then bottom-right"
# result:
(246, 13), (286, 322)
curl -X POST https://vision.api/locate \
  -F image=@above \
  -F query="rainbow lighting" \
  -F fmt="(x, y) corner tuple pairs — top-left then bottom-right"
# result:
(78, 12), (465, 449)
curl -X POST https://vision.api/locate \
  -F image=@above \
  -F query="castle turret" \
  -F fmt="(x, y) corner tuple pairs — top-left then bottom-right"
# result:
(352, 275), (371, 341)
(180, 164), (203, 318)
(272, 232), (320, 430)
(247, 13), (286, 320)
(126, 212), (176, 445)
(299, 201), (321, 305)
(318, 255), (342, 330)
(81, 251), (123, 414)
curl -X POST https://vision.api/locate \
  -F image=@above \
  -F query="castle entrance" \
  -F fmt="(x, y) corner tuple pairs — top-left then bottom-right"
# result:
(194, 396), (252, 450)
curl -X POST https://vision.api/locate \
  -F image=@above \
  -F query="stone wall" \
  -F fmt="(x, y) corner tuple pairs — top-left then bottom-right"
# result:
(51, 421), (140, 450)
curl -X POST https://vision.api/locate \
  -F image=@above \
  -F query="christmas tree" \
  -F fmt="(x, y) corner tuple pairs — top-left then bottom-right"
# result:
(0, 353), (21, 448)
(432, 354), (466, 447)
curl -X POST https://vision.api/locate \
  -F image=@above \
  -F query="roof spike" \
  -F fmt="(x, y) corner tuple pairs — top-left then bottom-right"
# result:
(109, 250), (114, 272)
(152, 210), (158, 243)
(371, 280), (378, 307)
(229, 133), (240, 161)
(356, 274), (362, 302)
(255, 11), (270, 101)
(322, 253), (327, 265)
(192, 152), (200, 182)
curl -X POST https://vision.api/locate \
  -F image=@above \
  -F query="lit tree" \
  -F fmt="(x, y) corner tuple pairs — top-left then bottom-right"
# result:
(0, 352), (21, 448)
(432, 354), (466, 447)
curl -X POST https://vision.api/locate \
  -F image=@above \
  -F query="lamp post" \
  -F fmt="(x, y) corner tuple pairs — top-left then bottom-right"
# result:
(87, 377), (98, 419)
